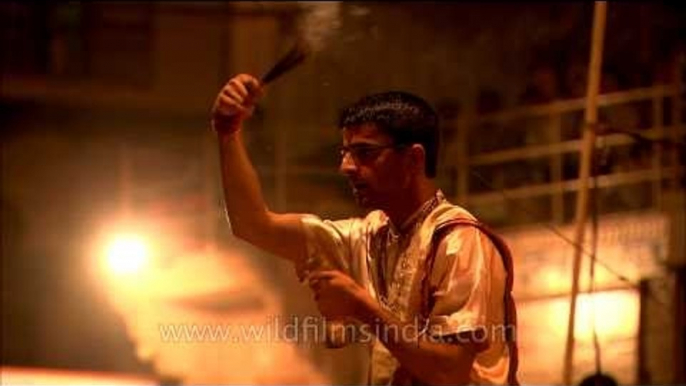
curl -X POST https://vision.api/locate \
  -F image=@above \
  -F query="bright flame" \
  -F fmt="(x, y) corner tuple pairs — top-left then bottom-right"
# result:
(105, 234), (150, 275)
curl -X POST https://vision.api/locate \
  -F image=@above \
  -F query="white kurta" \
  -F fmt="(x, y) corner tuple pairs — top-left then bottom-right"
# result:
(297, 191), (513, 385)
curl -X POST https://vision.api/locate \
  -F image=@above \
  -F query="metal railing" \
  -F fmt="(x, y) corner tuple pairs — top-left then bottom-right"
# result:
(446, 82), (684, 227)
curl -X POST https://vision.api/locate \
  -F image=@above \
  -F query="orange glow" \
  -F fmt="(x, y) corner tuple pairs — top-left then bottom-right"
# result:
(549, 289), (639, 341)
(0, 366), (157, 385)
(516, 288), (640, 385)
(104, 233), (150, 275)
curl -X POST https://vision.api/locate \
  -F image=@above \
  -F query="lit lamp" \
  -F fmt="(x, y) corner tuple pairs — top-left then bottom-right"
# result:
(104, 233), (150, 276)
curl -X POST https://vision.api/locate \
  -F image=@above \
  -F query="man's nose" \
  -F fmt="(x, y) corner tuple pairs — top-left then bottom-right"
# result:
(339, 152), (357, 175)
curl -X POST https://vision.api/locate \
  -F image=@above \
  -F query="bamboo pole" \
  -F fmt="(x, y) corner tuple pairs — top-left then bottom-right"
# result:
(562, 2), (608, 384)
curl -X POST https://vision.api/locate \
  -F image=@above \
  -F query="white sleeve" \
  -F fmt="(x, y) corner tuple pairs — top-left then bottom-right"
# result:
(295, 214), (359, 282)
(425, 226), (506, 338)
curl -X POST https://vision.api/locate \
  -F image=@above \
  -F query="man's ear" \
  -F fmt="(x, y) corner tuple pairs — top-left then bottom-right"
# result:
(408, 144), (426, 174)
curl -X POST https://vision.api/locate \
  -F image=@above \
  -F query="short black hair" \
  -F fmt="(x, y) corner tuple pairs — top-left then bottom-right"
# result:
(338, 91), (440, 178)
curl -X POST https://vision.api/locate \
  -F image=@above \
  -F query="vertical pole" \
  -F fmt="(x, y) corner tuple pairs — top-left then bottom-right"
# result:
(563, 2), (608, 384)
(669, 51), (684, 190)
(671, 53), (686, 383)
(674, 268), (686, 384)
(651, 95), (664, 210)
(551, 113), (564, 223)
(637, 279), (649, 384)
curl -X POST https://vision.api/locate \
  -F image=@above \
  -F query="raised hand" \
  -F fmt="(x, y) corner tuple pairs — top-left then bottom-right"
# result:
(211, 74), (263, 135)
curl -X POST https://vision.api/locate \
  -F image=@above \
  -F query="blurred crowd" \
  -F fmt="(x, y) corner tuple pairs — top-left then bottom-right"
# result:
(460, 40), (685, 226)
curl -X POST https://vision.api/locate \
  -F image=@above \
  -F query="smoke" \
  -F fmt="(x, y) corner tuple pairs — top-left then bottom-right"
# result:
(297, 2), (343, 53)
(101, 250), (329, 384)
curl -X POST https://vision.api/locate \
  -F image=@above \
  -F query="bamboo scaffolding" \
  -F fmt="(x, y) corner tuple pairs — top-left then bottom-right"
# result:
(562, 2), (608, 384)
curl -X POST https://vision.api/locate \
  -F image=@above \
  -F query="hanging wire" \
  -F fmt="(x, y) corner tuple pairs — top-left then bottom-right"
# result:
(468, 168), (672, 312)
(588, 127), (606, 375)
(469, 170), (631, 282)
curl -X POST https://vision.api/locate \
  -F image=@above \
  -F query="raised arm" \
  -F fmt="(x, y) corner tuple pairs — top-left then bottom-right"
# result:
(211, 74), (307, 263)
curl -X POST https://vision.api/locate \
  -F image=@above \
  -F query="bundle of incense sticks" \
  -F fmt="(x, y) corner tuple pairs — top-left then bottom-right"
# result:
(261, 38), (311, 85)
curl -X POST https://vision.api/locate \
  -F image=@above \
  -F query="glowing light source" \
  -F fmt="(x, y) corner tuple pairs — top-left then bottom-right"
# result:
(544, 289), (639, 341)
(105, 234), (150, 275)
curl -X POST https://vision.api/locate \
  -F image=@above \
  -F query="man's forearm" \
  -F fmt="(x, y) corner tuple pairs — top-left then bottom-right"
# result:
(358, 303), (476, 385)
(211, 74), (308, 263)
(217, 130), (270, 239)
(216, 129), (308, 263)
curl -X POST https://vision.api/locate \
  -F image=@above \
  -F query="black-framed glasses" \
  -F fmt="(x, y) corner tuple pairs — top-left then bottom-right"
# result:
(338, 143), (404, 163)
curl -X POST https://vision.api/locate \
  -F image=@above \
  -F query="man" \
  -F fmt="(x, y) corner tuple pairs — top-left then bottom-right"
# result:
(211, 74), (518, 385)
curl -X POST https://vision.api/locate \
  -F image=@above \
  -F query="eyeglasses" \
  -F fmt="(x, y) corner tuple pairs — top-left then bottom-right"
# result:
(338, 143), (403, 163)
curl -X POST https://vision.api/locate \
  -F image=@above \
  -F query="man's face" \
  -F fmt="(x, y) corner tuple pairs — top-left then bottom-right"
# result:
(338, 124), (411, 209)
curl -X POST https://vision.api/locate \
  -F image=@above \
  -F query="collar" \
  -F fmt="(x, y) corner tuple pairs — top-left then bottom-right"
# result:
(389, 190), (445, 235)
